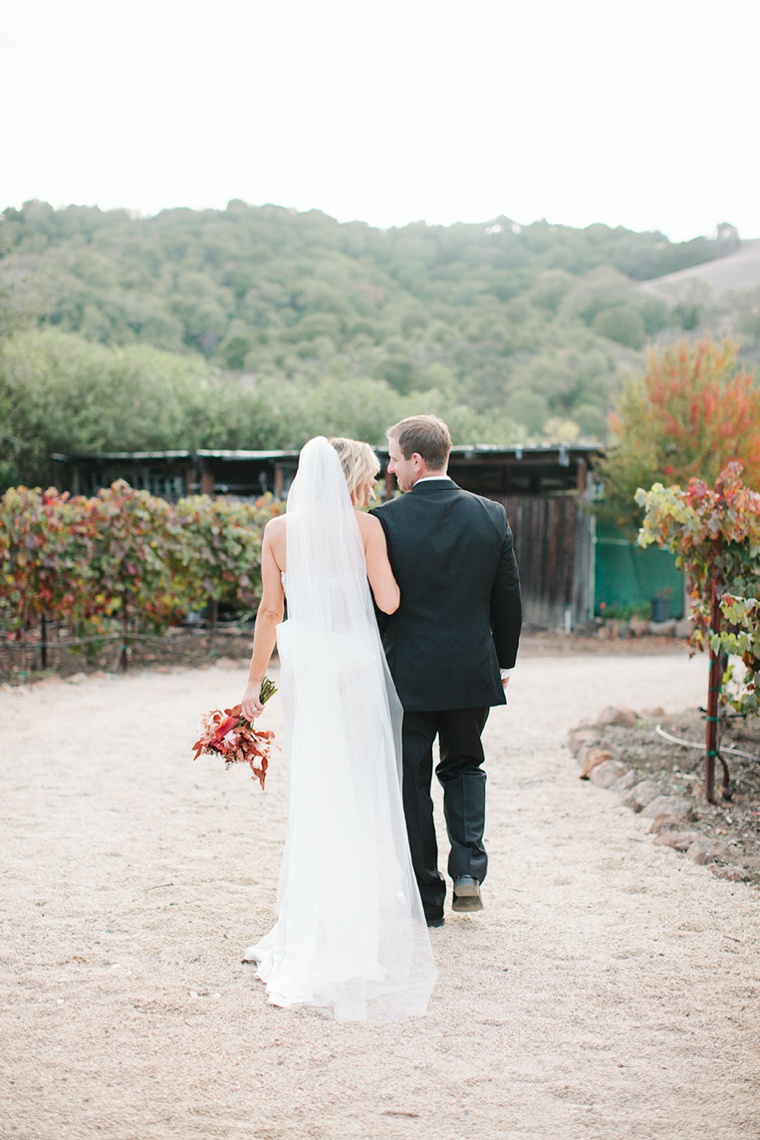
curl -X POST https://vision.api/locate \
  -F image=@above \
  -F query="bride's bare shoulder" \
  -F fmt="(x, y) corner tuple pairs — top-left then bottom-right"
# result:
(264, 514), (287, 556)
(354, 511), (382, 537)
(264, 515), (287, 544)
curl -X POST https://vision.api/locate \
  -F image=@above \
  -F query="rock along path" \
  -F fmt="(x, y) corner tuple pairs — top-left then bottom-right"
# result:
(1, 652), (758, 1140)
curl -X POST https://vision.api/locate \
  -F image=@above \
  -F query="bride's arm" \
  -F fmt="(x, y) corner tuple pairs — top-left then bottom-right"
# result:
(359, 513), (400, 615)
(241, 520), (285, 719)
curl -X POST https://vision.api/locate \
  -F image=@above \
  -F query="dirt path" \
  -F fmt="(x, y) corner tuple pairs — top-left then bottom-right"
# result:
(1, 653), (758, 1139)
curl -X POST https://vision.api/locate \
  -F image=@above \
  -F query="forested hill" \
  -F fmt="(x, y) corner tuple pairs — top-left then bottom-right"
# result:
(0, 201), (748, 488)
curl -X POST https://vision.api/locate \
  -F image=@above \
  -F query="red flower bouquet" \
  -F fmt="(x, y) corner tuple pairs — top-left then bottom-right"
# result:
(192, 679), (277, 789)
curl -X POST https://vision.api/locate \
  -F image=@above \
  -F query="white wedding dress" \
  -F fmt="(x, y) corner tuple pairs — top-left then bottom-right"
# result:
(244, 437), (435, 1022)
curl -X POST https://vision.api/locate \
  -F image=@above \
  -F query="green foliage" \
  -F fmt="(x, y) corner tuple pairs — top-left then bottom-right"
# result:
(174, 494), (284, 613)
(0, 328), (217, 487)
(0, 202), (742, 481)
(637, 295), (669, 336)
(506, 390), (549, 433)
(573, 403), (608, 439)
(0, 326), (526, 487)
(560, 267), (634, 325)
(598, 602), (652, 621)
(719, 595), (760, 714)
(592, 305), (646, 350)
(637, 463), (760, 715)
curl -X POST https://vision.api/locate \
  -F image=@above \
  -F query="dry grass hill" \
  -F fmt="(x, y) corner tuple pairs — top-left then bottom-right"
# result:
(641, 237), (760, 300)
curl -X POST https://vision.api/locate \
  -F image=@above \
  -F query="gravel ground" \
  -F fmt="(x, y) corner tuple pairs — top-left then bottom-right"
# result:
(1, 652), (759, 1140)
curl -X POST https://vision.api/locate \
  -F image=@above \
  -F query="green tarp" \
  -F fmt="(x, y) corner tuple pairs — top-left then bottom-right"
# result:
(594, 521), (684, 619)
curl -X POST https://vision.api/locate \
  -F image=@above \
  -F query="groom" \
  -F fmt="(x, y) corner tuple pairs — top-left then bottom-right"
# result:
(370, 415), (522, 927)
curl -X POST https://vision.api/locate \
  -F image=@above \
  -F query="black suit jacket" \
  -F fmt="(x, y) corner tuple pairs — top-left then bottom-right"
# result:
(370, 480), (522, 712)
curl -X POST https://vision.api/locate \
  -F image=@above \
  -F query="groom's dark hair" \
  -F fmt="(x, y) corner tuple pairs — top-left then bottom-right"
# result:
(387, 415), (451, 471)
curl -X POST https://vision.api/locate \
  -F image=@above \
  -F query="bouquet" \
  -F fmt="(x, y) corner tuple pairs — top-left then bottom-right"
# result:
(192, 678), (278, 789)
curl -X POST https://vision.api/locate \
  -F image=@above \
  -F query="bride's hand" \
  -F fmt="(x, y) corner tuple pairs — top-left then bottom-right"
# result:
(241, 682), (265, 721)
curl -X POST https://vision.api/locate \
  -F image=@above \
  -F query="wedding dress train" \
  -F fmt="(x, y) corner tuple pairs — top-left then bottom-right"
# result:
(244, 438), (435, 1022)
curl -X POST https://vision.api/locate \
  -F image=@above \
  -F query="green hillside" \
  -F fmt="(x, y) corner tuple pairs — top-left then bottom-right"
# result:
(0, 199), (749, 488)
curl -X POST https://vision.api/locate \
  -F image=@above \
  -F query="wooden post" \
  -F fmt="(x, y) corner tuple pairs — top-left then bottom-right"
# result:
(704, 538), (722, 804)
(384, 468), (396, 500)
(119, 594), (130, 672)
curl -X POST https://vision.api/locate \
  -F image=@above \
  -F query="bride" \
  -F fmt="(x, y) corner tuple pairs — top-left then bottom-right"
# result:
(239, 436), (435, 1022)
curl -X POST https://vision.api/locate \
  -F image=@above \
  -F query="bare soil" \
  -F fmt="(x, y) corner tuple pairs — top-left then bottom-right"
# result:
(0, 625), (694, 686)
(1, 651), (759, 1139)
(0, 623), (256, 682)
(593, 709), (760, 884)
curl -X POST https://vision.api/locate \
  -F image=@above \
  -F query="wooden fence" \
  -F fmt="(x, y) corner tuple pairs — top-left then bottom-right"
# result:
(499, 494), (592, 630)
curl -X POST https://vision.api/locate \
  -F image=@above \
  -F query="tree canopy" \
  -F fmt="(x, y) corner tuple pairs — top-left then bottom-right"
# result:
(0, 200), (749, 489)
(597, 338), (760, 531)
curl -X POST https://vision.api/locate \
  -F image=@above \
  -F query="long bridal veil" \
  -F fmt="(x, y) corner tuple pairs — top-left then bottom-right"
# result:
(248, 437), (435, 1021)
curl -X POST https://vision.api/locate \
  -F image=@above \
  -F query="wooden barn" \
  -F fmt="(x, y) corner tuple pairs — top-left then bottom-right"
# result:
(438, 445), (598, 630)
(54, 444), (601, 629)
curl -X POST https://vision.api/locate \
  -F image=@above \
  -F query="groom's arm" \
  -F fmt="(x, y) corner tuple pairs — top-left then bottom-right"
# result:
(368, 505), (392, 635)
(489, 519), (522, 669)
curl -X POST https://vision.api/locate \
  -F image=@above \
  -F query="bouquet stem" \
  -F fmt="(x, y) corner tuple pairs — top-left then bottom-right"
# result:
(259, 676), (277, 706)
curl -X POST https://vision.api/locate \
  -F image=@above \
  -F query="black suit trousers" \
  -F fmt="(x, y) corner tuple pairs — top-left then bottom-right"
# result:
(401, 707), (489, 921)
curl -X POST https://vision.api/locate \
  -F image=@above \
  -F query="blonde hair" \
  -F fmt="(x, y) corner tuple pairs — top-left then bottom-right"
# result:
(386, 415), (451, 470)
(329, 437), (380, 499)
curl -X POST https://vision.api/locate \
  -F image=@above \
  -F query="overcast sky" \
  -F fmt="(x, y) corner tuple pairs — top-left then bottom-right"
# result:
(2, 0), (758, 241)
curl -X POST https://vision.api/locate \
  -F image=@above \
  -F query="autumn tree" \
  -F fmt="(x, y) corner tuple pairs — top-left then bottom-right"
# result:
(597, 337), (760, 530)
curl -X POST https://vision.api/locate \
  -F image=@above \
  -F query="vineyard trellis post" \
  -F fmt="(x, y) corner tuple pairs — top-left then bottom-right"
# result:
(704, 535), (723, 804)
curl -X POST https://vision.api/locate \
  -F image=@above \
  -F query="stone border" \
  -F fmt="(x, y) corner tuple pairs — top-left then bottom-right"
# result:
(568, 706), (751, 883)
